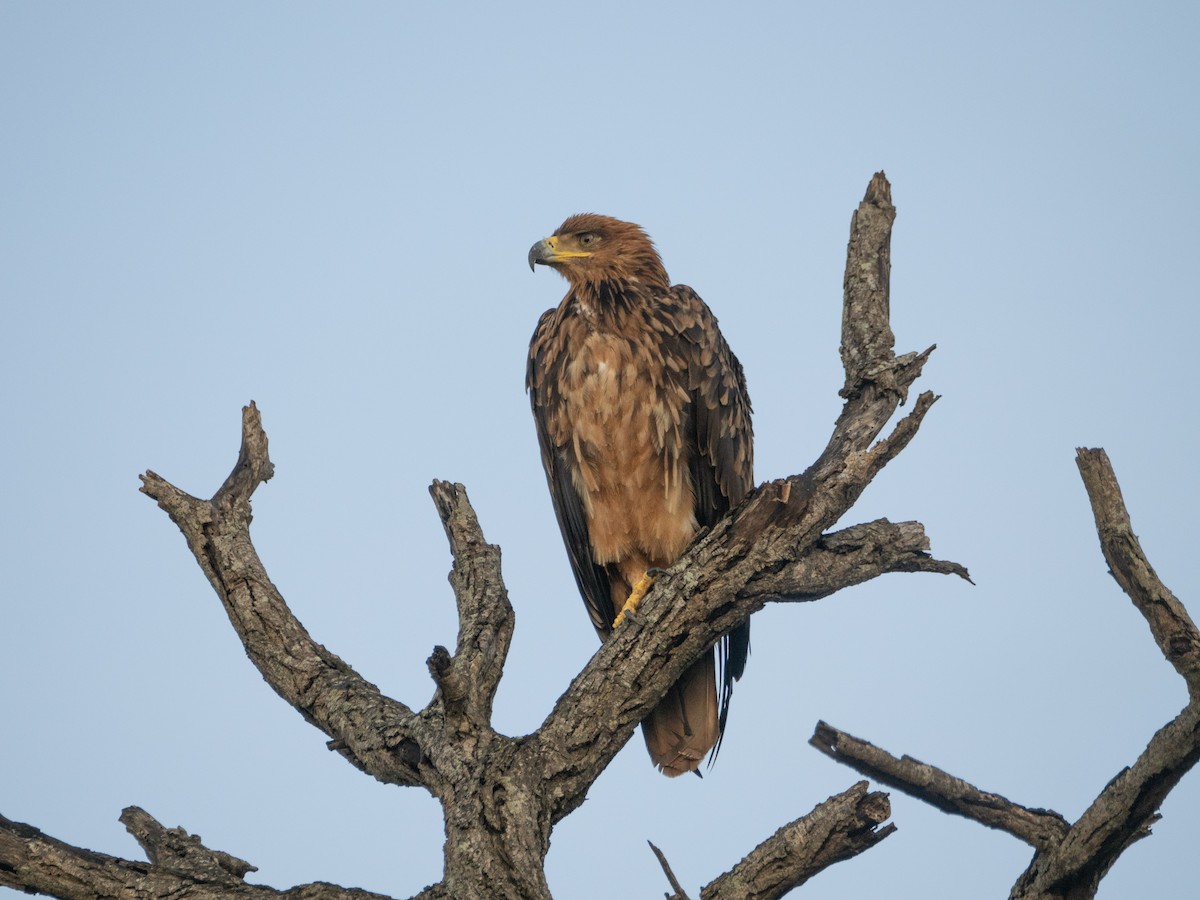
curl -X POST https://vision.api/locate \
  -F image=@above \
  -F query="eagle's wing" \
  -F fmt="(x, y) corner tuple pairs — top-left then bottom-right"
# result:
(527, 308), (615, 638)
(670, 285), (754, 735)
(671, 285), (754, 524)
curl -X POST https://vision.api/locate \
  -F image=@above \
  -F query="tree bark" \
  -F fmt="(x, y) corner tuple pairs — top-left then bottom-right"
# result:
(700, 782), (894, 900)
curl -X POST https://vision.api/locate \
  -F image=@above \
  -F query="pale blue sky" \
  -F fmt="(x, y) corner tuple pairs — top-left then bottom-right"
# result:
(3, 3), (1197, 898)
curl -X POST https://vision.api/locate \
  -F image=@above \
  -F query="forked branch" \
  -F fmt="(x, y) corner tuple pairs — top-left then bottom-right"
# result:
(815, 448), (1200, 900)
(139, 403), (428, 792)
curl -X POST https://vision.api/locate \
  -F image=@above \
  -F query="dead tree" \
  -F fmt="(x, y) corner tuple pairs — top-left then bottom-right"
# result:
(1, 174), (1193, 899)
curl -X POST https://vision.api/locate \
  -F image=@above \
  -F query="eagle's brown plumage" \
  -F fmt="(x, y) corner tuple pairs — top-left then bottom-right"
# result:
(526, 214), (752, 776)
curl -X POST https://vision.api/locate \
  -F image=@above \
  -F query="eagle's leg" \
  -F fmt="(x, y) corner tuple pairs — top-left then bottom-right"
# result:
(612, 568), (665, 627)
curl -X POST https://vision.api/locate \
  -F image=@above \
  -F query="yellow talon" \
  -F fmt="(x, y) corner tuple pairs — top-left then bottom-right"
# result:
(613, 571), (657, 628)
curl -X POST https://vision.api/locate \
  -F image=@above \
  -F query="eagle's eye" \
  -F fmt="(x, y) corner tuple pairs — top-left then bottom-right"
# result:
(578, 232), (598, 246)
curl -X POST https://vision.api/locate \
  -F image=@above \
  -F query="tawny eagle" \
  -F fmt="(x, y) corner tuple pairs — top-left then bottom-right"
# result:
(526, 214), (753, 776)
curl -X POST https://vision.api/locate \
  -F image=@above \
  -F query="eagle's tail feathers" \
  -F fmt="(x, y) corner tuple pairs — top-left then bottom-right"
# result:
(640, 650), (719, 777)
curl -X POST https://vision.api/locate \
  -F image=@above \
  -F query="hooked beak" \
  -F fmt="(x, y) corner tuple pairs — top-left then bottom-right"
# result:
(527, 234), (590, 272)
(528, 239), (552, 272)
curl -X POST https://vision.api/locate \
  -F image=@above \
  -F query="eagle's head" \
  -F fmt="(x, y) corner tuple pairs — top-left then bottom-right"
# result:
(528, 214), (670, 293)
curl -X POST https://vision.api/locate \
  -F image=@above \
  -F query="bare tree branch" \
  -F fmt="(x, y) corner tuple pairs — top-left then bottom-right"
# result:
(121, 805), (257, 880)
(139, 403), (429, 793)
(0, 810), (391, 900)
(1012, 704), (1200, 899)
(1075, 448), (1200, 689)
(701, 782), (895, 900)
(744, 518), (971, 602)
(814, 448), (1200, 900)
(809, 723), (1069, 849)
(649, 841), (692, 900)
(429, 480), (515, 724)
(839, 170), (898, 398)
(525, 500), (967, 824)
(1009, 449), (1200, 899)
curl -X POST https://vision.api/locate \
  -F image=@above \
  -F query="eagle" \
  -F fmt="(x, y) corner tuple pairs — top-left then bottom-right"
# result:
(526, 214), (753, 776)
